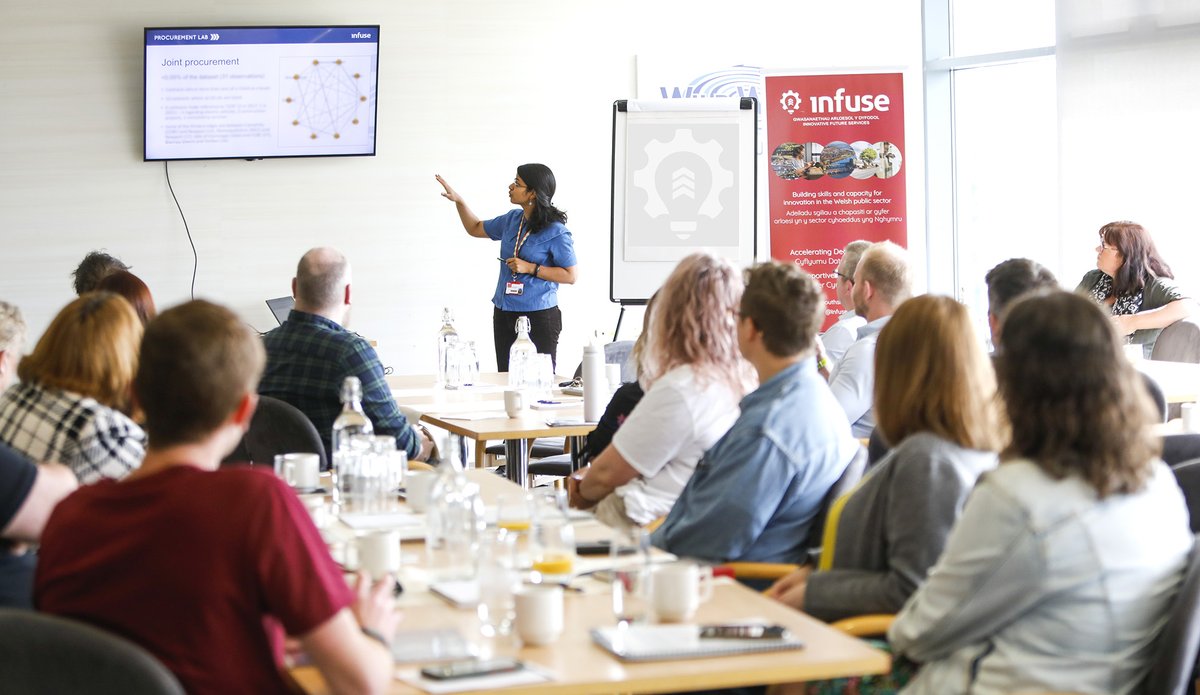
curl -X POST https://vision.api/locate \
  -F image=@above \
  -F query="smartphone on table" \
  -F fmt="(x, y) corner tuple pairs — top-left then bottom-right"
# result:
(419, 657), (525, 680)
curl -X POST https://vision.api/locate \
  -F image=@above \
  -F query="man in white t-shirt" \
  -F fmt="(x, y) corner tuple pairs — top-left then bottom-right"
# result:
(820, 240), (871, 365)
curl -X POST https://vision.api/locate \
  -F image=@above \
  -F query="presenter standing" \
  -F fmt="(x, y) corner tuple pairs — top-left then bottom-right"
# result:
(436, 165), (577, 371)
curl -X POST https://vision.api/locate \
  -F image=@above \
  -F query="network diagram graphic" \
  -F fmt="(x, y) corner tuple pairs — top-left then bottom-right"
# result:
(279, 56), (373, 146)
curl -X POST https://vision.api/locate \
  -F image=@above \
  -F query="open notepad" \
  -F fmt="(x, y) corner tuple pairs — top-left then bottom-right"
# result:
(591, 624), (805, 662)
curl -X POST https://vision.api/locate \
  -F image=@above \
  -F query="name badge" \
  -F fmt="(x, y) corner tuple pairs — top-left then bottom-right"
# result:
(505, 281), (525, 296)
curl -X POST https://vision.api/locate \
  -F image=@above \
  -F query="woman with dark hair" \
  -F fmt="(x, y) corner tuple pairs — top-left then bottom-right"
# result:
(888, 290), (1192, 694)
(1076, 220), (1196, 355)
(95, 270), (157, 326)
(436, 165), (577, 370)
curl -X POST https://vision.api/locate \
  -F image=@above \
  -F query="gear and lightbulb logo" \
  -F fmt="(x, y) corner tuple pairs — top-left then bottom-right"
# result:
(631, 128), (734, 241)
(780, 90), (804, 115)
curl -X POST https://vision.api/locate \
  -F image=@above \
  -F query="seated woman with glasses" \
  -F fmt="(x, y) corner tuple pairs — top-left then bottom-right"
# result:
(566, 252), (753, 531)
(1076, 220), (1197, 356)
(0, 293), (146, 483)
(888, 290), (1192, 694)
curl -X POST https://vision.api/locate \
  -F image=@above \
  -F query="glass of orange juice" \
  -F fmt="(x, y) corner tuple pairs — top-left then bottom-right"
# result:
(496, 492), (534, 534)
(531, 490), (576, 579)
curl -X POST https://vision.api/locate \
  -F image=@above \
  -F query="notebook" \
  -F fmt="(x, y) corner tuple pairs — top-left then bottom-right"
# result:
(266, 296), (295, 325)
(590, 624), (805, 662)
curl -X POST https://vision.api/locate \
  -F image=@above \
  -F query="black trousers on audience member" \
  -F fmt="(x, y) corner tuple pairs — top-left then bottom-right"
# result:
(493, 305), (562, 373)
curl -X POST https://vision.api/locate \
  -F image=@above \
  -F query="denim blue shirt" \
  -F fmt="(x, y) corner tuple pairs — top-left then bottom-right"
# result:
(651, 358), (859, 564)
(483, 209), (577, 312)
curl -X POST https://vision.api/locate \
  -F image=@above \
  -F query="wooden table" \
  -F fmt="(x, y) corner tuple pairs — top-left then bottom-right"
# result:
(1138, 359), (1200, 404)
(295, 470), (890, 693)
(387, 373), (597, 487)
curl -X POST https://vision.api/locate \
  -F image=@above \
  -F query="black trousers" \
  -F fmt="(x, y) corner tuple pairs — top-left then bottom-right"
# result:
(493, 306), (562, 372)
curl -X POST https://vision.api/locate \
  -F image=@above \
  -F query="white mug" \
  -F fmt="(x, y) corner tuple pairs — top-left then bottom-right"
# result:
(405, 470), (437, 513)
(354, 530), (401, 580)
(274, 453), (320, 490)
(514, 584), (563, 646)
(606, 363), (623, 391)
(504, 389), (528, 418)
(652, 562), (713, 622)
(1183, 403), (1199, 433)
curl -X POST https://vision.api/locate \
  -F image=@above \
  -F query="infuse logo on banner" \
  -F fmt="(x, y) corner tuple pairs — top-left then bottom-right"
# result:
(766, 72), (906, 329)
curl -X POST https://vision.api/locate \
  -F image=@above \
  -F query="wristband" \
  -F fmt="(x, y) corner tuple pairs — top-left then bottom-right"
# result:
(360, 626), (391, 649)
(817, 356), (830, 372)
(534, 264), (541, 278)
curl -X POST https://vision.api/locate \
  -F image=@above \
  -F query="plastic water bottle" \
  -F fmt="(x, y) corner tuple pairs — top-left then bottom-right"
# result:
(425, 435), (485, 579)
(436, 308), (458, 386)
(508, 316), (537, 388)
(582, 336), (606, 422)
(331, 376), (373, 505)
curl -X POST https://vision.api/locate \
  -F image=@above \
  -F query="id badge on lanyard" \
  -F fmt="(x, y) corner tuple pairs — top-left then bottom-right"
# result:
(505, 281), (524, 296)
(506, 219), (531, 297)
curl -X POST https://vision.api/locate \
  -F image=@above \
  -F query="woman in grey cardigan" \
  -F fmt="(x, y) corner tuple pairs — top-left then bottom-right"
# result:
(766, 295), (1002, 621)
(1076, 220), (1195, 356)
(889, 291), (1192, 694)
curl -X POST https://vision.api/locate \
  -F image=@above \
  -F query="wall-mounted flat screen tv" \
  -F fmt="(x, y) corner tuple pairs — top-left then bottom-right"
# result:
(144, 26), (380, 161)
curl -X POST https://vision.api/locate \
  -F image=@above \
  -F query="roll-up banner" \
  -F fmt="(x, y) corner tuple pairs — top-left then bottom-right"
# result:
(765, 72), (906, 329)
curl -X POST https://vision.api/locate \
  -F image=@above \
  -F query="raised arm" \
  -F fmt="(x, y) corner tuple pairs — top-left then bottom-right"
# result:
(435, 174), (488, 238)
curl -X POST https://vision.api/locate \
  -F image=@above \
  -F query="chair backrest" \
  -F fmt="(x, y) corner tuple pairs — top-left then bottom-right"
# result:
(222, 395), (328, 471)
(804, 445), (868, 553)
(866, 428), (890, 469)
(1141, 372), (1169, 423)
(1162, 434), (1200, 468)
(1141, 533), (1200, 695)
(1151, 318), (1200, 364)
(0, 609), (185, 695)
(1171, 459), (1200, 534)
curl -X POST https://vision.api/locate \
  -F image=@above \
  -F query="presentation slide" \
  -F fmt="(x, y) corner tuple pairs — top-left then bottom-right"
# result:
(144, 27), (379, 161)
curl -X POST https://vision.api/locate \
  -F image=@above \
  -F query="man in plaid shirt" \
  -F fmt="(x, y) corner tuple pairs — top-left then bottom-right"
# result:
(259, 248), (432, 463)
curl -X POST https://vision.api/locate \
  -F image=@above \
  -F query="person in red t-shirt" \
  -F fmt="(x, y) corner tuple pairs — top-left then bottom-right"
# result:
(35, 300), (398, 695)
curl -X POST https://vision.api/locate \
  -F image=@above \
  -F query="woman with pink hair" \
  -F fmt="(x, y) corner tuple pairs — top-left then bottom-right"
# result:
(567, 252), (753, 530)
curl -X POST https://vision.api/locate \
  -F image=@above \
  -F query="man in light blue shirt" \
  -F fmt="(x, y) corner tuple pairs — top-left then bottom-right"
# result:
(651, 262), (860, 565)
(825, 241), (912, 437)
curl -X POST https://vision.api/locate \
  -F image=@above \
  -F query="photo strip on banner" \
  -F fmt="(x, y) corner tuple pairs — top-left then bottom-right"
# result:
(765, 72), (906, 329)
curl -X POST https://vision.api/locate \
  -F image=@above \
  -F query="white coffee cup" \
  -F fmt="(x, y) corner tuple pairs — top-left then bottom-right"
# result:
(405, 470), (437, 513)
(504, 389), (528, 418)
(652, 562), (713, 622)
(514, 584), (563, 646)
(606, 363), (623, 391)
(354, 530), (401, 580)
(274, 453), (320, 491)
(1183, 403), (1199, 433)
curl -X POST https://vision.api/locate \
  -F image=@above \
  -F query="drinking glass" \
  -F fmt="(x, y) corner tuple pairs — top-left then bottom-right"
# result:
(533, 353), (554, 397)
(495, 492), (534, 534)
(476, 528), (519, 637)
(464, 341), (481, 386)
(610, 528), (652, 625)
(531, 489), (575, 579)
(444, 336), (465, 390)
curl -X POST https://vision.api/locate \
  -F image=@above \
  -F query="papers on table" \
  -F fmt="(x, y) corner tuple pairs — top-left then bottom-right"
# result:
(396, 663), (552, 693)
(339, 510), (425, 540)
(428, 579), (480, 608)
(391, 628), (477, 663)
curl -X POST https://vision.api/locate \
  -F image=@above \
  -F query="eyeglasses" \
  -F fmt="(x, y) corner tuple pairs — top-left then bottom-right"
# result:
(511, 178), (526, 190)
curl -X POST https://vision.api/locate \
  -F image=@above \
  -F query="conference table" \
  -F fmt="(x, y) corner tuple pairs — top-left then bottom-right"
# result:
(387, 373), (597, 487)
(290, 470), (892, 694)
(1137, 359), (1200, 404)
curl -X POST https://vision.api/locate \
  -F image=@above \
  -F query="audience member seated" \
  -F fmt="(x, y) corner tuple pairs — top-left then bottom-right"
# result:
(0, 293), (145, 483)
(259, 247), (432, 462)
(567, 252), (752, 530)
(1077, 220), (1197, 356)
(819, 240), (871, 365)
(767, 295), (1001, 622)
(95, 270), (157, 326)
(650, 262), (858, 564)
(984, 257), (1057, 348)
(888, 290), (1193, 694)
(0, 301), (25, 396)
(0, 443), (76, 609)
(35, 300), (398, 694)
(71, 250), (129, 295)
(822, 241), (912, 437)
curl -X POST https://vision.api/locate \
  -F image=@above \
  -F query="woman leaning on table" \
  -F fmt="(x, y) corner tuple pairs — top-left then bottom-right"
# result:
(436, 165), (577, 371)
(1077, 220), (1197, 356)
(886, 290), (1192, 694)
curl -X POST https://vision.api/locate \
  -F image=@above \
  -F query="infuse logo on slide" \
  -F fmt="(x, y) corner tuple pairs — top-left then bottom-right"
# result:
(780, 90), (804, 115)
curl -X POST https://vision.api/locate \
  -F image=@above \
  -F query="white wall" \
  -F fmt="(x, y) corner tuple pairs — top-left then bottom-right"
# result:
(0, 0), (923, 374)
